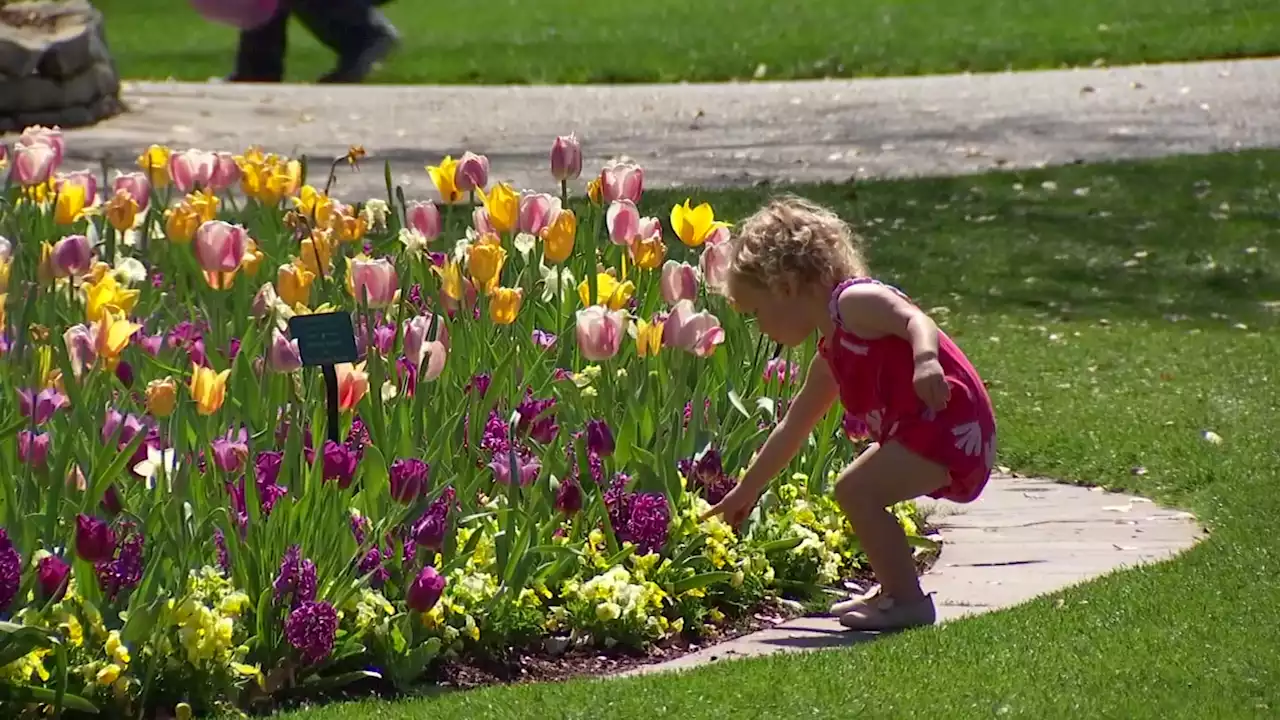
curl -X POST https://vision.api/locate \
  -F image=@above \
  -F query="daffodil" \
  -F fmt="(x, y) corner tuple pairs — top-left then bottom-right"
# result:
(427, 155), (463, 204)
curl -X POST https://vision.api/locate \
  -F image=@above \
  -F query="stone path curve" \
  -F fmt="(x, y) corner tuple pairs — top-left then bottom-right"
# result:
(40, 56), (1280, 201)
(621, 474), (1203, 677)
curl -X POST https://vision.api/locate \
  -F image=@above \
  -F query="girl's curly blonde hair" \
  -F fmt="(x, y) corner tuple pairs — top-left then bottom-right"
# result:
(728, 195), (867, 297)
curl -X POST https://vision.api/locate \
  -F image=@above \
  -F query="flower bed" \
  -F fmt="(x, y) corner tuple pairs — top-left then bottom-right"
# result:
(0, 128), (930, 717)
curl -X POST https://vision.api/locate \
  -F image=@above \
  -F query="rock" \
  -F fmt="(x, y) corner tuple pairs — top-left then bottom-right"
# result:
(0, 0), (123, 132)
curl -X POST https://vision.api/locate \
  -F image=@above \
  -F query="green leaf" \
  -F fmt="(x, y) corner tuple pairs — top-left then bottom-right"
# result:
(671, 571), (734, 594)
(754, 536), (805, 554)
(727, 388), (752, 419)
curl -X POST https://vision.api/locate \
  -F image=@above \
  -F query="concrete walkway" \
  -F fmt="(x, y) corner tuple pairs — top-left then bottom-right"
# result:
(620, 474), (1203, 677)
(46, 57), (1280, 201)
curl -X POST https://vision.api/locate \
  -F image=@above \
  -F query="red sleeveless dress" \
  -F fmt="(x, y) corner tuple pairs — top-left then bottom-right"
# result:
(819, 278), (997, 503)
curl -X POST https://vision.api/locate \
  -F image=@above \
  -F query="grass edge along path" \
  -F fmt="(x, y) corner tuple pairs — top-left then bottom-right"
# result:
(273, 149), (1280, 719)
(96, 0), (1280, 85)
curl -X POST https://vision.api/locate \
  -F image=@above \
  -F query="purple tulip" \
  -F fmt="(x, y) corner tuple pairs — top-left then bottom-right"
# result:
(18, 431), (50, 470)
(74, 514), (116, 564)
(585, 419), (614, 457)
(321, 440), (358, 489)
(406, 565), (446, 612)
(388, 458), (429, 504)
(17, 388), (68, 426)
(37, 554), (71, 602)
(555, 477), (582, 516)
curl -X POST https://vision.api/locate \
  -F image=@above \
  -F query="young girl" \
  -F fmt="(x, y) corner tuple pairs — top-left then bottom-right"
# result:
(703, 195), (997, 631)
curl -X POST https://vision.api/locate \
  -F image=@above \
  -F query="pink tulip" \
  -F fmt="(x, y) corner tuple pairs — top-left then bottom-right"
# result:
(638, 216), (663, 242)
(454, 151), (489, 192)
(11, 140), (57, 186)
(705, 224), (730, 246)
(518, 193), (560, 235)
(267, 330), (303, 372)
(111, 172), (151, 211)
(349, 257), (398, 308)
(208, 152), (242, 192)
(403, 313), (450, 372)
(606, 200), (640, 246)
(550, 134), (582, 182)
(406, 201), (441, 239)
(663, 300), (725, 358)
(600, 161), (643, 204)
(660, 260), (699, 305)
(56, 170), (98, 206)
(17, 126), (64, 167)
(472, 207), (495, 236)
(168, 149), (218, 193)
(575, 306), (625, 361)
(193, 220), (250, 273)
(63, 324), (97, 377)
(50, 234), (93, 278)
(699, 239), (733, 293)
(251, 282), (278, 319)
(0, 236), (10, 263)
(421, 340), (447, 381)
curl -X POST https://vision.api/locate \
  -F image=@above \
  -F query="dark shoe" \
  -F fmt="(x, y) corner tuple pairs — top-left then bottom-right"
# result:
(317, 17), (398, 83)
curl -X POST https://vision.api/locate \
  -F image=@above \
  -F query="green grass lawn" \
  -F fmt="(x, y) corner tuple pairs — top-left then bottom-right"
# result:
(269, 151), (1280, 718)
(96, 0), (1280, 84)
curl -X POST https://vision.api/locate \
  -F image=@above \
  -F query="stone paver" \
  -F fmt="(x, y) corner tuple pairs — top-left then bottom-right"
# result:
(618, 474), (1203, 677)
(31, 57), (1280, 199)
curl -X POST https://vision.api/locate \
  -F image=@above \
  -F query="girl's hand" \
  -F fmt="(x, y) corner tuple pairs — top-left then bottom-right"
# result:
(701, 482), (762, 528)
(913, 357), (950, 412)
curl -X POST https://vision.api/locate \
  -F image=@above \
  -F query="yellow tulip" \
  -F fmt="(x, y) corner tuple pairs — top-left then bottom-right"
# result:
(104, 190), (139, 232)
(146, 377), (177, 418)
(270, 159), (302, 201)
(94, 310), (141, 370)
(630, 236), (667, 270)
(0, 258), (9, 293)
(467, 236), (507, 293)
(670, 199), (725, 248)
(333, 209), (367, 243)
(54, 183), (86, 225)
(136, 145), (171, 188)
(189, 364), (231, 416)
(479, 183), (519, 234)
(293, 185), (334, 226)
(578, 273), (634, 311)
(434, 260), (464, 301)
(488, 287), (523, 325)
(276, 262), (316, 307)
(541, 209), (576, 264)
(187, 189), (220, 223)
(0, 293), (6, 330)
(427, 156), (462, 204)
(241, 239), (265, 277)
(83, 274), (140, 323)
(586, 178), (602, 205)
(298, 229), (335, 278)
(635, 319), (664, 357)
(164, 203), (201, 244)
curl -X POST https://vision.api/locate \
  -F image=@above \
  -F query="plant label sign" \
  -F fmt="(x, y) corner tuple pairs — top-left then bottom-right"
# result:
(288, 312), (359, 367)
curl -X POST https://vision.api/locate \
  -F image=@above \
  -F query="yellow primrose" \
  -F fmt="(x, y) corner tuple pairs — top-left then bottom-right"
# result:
(84, 273), (140, 323)
(670, 199), (726, 248)
(577, 272), (634, 311)
(634, 318), (664, 357)
(96, 663), (121, 686)
(488, 287), (523, 325)
(189, 364), (231, 416)
(541, 209), (576, 264)
(427, 155), (462, 204)
(467, 236), (507, 293)
(479, 182), (519, 234)
(54, 182), (87, 225)
(136, 145), (171, 187)
(293, 185), (334, 226)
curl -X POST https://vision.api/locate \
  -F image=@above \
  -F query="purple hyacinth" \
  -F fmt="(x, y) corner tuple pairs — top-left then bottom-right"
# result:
(285, 601), (338, 664)
(346, 417), (371, 461)
(603, 477), (671, 555)
(96, 530), (145, 601)
(214, 528), (231, 574)
(0, 529), (21, 612)
(389, 458), (429, 503)
(350, 512), (371, 545)
(273, 545), (317, 609)
(479, 410), (510, 456)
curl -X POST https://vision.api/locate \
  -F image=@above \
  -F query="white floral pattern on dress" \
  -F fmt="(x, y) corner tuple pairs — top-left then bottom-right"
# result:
(952, 421), (982, 457)
(864, 409), (883, 437)
(839, 338), (870, 355)
(983, 434), (998, 471)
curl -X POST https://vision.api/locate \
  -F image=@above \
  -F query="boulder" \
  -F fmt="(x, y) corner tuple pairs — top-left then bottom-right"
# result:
(0, 0), (124, 133)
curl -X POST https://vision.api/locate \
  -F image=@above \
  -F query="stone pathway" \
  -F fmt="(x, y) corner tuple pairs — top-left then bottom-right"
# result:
(38, 57), (1280, 200)
(619, 473), (1203, 677)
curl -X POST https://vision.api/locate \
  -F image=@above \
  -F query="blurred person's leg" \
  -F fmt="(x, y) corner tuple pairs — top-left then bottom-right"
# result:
(230, 4), (289, 82)
(292, 0), (399, 83)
